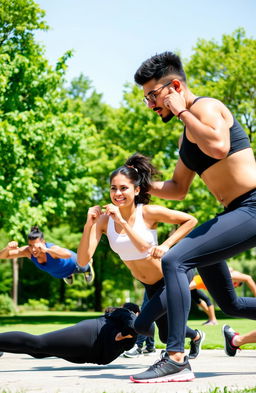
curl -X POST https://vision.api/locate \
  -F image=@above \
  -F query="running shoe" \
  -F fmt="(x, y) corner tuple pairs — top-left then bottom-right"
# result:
(222, 325), (240, 357)
(130, 352), (194, 383)
(123, 345), (142, 358)
(142, 347), (156, 355)
(0, 352), (3, 357)
(63, 275), (74, 285)
(202, 320), (218, 326)
(84, 259), (95, 284)
(188, 329), (205, 359)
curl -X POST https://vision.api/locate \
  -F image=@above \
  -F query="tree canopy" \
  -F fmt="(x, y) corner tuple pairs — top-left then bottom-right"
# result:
(0, 1), (255, 310)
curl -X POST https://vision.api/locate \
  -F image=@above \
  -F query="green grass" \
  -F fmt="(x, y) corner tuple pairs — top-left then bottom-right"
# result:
(0, 310), (102, 334)
(0, 310), (255, 350)
(156, 310), (256, 350)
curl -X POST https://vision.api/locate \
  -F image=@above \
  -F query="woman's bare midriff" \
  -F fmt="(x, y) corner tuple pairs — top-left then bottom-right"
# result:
(124, 256), (163, 285)
(201, 149), (256, 207)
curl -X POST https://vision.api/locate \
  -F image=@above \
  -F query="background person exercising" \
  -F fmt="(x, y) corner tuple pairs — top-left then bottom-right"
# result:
(0, 226), (94, 285)
(0, 303), (140, 365)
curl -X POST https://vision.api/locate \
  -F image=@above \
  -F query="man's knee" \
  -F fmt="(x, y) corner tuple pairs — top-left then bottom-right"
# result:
(220, 302), (244, 317)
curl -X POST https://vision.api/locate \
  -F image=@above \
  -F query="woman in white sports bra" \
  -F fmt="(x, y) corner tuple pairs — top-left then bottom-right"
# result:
(78, 153), (204, 358)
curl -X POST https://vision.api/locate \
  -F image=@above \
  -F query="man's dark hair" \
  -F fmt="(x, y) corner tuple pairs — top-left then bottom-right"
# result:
(134, 51), (186, 85)
(28, 226), (44, 241)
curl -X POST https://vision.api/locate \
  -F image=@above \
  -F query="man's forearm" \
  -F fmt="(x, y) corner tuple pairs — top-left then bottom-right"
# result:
(0, 247), (10, 259)
(246, 278), (256, 296)
(47, 247), (72, 259)
(150, 180), (185, 200)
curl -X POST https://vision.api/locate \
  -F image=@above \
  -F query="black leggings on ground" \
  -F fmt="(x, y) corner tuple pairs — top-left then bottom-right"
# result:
(0, 319), (99, 364)
(162, 189), (256, 352)
(134, 274), (197, 343)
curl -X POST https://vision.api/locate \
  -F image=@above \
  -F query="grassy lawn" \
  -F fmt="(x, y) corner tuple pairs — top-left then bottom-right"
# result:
(0, 309), (255, 350)
(0, 310), (102, 334)
(183, 317), (256, 350)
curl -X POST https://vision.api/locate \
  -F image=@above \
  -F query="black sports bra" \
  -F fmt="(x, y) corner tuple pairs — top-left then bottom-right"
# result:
(179, 97), (250, 176)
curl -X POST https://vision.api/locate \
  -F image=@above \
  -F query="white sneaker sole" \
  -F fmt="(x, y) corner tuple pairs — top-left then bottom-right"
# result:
(130, 370), (195, 383)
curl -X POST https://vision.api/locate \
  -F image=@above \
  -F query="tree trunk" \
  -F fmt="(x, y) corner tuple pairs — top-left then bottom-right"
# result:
(12, 258), (19, 306)
(59, 279), (66, 304)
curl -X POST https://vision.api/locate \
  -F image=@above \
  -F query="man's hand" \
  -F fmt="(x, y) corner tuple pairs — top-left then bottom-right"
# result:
(163, 87), (186, 116)
(7, 241), (19, 250)
(33, 242), (48, 254)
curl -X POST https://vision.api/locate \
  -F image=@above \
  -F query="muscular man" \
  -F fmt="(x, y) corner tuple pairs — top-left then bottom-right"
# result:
(130, 51), (256, 383)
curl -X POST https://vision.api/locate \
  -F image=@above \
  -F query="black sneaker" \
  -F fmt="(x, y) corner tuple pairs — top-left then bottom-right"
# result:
(0, 352), (3, 357)
(222, 325), (240, 357)
(188, 329), (205, 359)
(130, 353), (194, 383)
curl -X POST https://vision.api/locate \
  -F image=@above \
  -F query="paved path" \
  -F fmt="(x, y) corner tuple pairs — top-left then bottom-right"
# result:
(1, 350), (255, 393)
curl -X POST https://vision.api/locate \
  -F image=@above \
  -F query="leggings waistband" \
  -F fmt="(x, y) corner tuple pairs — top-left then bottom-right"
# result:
(227, 188), (256, 210)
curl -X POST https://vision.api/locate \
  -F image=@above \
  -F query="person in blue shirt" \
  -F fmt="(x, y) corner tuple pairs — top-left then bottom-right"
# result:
(0, 226), (94, 285)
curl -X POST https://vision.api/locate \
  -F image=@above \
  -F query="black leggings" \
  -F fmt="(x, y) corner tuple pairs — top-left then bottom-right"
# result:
(162, 189), (256, 352)
(191, 289), (212, 306)
(134, 275), (197, 343)
(0, 319), (99, 364)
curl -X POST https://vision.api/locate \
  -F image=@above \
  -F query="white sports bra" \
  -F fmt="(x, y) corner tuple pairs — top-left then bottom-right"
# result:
(106, 204), (158, 261)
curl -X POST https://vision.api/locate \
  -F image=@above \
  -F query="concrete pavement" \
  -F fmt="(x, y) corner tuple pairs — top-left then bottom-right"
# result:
(0, 350), (255, 393)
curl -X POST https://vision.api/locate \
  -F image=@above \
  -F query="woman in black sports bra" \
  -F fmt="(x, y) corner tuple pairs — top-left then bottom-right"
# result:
(130, 51), (256, 383)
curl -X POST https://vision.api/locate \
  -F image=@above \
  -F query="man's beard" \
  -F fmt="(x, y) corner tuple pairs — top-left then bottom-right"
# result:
(162, 112), (175, 123)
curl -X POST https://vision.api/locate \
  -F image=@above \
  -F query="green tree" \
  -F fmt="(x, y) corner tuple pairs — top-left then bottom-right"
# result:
(65, 73), (110, 132)
(186, 28), (256, 144)
(0, 0), (103, 307)
(0, 0), (97, 240)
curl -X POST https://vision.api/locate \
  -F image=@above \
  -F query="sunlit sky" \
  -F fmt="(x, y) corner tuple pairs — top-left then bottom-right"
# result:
(35, 0), (256, 107)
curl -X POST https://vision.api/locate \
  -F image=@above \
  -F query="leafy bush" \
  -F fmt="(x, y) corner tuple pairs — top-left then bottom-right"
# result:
(20, 298), (49, 312)
(0, 294), (16, 315)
